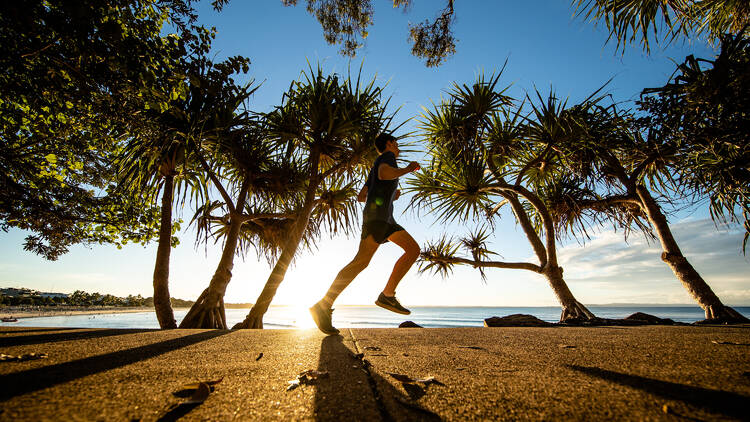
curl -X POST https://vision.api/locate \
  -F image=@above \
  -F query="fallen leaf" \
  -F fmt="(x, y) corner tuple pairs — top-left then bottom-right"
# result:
(286, 379), (300, 391)
(457, 346), (484, 350)
(388, 372), (415, 383)
(364, 346), (381, 351)
(370, 354), (388, 357)
(181, 377), (223, 390)
(299, 369), (329, 380)
(559, 345), (577, 349)
(287, 369), (330, 391)
(184, 382), (210, 404)
(415, 376), (446, 386)
(256, 353), (263, 361)
(711, 340), (750, 346)
(455, 367), (466, 371)
(0, 352), (48, 362)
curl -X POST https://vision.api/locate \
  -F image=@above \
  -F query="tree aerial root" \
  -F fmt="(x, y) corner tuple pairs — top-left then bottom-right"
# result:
(179, 290), (227, 329)
(231, 307), (264, 329)
(698, 304), (750, 324)
(559, 300), (596, 323)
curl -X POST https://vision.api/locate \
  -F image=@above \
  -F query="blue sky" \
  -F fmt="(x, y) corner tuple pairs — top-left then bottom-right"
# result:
(1, 0), (747, 307)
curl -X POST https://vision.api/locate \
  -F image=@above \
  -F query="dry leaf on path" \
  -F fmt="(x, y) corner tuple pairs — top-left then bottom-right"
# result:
(364, 346), (381, 351)
(0, 352), (48, 362)
(256, 353), (264, 361)
(415, 376), (446, 386)
(711, 340), (750, 346)
(181, 377), (223, 390)
(286, 369), (330, 391)
(286, 379), (301, 391)
(559, 345), (577, 349)
(457, 346), (484, 350)
(388, 372), (416, 383)
(184, 382), (211, 404)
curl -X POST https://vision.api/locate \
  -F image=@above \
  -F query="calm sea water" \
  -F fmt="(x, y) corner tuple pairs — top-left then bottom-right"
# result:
(5, 306), (750, 329)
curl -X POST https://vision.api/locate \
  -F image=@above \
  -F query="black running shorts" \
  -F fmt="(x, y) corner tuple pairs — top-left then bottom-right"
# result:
(361, 220), (404, 244)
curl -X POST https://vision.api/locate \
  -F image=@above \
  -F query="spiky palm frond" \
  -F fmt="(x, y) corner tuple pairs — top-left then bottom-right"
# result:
(418, 235), (460, 278)
(406, 151), (495, 224)
(311, 177), (360, 237)
(574, 0), (749, 53)
(459, 227), (497, 281)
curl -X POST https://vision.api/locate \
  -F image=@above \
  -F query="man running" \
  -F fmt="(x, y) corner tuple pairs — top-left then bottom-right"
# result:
(310, 133), (421, 335)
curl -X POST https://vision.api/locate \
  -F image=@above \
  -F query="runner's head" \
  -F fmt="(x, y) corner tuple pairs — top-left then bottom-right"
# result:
(375, 133), (399, 156)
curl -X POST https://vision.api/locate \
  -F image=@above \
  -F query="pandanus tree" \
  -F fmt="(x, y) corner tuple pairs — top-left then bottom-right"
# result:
(117, 40), (251, 328)
(551, 87), (749, 322)
(232, 66), (393, 329)
(177, 77), (296, 329)
(638, 32), (750, 253)
(408, 74), (596, 322)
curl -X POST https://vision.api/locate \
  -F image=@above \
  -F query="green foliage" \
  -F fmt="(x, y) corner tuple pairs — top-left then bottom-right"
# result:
(0, 0), (199, 259)
(639, 32), (750, 251)
(573, 0), (749, 53)
(280, 0), (456, 67)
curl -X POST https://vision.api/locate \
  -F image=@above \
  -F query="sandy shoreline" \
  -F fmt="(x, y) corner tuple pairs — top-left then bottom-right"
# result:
(0, 306), (171, 319)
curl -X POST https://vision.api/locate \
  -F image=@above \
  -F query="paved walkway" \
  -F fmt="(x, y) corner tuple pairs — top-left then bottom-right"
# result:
(0, 325), (748, 421)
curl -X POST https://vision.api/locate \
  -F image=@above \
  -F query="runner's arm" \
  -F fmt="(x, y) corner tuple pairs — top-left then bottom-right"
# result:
(378, 161), (420, 180)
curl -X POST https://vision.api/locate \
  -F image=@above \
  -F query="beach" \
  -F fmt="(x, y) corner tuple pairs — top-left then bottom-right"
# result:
(1, 325), (748, 421)
(0, 306), (161, 320)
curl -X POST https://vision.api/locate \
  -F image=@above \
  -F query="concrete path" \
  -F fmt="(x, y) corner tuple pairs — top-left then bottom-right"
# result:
(0, 325), (748, 421)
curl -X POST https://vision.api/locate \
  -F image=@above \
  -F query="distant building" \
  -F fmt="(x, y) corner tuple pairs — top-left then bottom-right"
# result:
(40, 292), (68, 299)
(1, 287), (68, 298)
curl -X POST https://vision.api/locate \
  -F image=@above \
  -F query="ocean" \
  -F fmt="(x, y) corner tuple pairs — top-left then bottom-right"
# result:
(5, 306), (750, 329)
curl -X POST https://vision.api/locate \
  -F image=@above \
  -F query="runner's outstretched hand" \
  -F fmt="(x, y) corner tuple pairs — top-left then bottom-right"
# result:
(406, 161), (421, 172)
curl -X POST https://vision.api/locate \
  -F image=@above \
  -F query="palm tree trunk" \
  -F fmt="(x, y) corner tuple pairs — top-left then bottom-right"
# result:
(635, 186), (748, 322)
(178, 214), (242, 329)
(506, 192), (595, 322)
(153, 175), (177, 329)
(233, 153), (322, 329)
(542, 265), (595, 322)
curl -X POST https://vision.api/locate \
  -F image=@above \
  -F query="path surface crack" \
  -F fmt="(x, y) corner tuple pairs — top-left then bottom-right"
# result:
(348, 328), (394, 422)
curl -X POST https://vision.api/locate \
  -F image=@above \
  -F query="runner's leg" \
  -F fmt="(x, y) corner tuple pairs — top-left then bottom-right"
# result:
(382, 230), (420, 296)
(320, 235), (380, 308)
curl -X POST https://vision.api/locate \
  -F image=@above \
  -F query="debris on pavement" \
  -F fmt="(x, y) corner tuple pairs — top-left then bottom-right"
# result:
(256, 352), (264, 361)
(711, 340), (749, 346)
(0, 352), (48, 362)
(286, 370), (329, 391)
(364, 346), (381, 351)
(559, 344), (577, 349)
(457, 345), (484, 350)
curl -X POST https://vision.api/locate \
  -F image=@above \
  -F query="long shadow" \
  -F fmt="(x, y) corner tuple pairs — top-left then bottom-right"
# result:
(314, 334), (442, 421)
(0, 328), (153, 347)
(0, 327), (84, 335)
(0, 330), (230, 400)
(567, 365), (749, 420)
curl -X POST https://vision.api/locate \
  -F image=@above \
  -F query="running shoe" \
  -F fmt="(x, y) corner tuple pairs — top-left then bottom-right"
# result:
(375, 292), (411, 315)
(309, 302), (340, 335)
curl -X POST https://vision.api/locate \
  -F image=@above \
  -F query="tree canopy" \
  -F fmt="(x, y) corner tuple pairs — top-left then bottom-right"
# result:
(0, 1), (199, 259)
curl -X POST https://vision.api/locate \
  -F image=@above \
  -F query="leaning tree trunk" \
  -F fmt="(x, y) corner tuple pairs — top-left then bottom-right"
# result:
(153, 174), (177, 329)
(505, 191), (596, 323)
(233, 154), (322, 330)
(636, 186), (748, 322)
(178, 215), (243, 329)
(542, 265), (595, 322)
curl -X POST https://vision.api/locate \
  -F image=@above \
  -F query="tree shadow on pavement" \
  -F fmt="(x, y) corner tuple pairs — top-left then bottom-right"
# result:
(567, 364), (750, 420)
(0, 330), (230, 400)
(314, 333), (442, 421)
(0, 328), (83, 335)
(0, 328), (153, 347)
